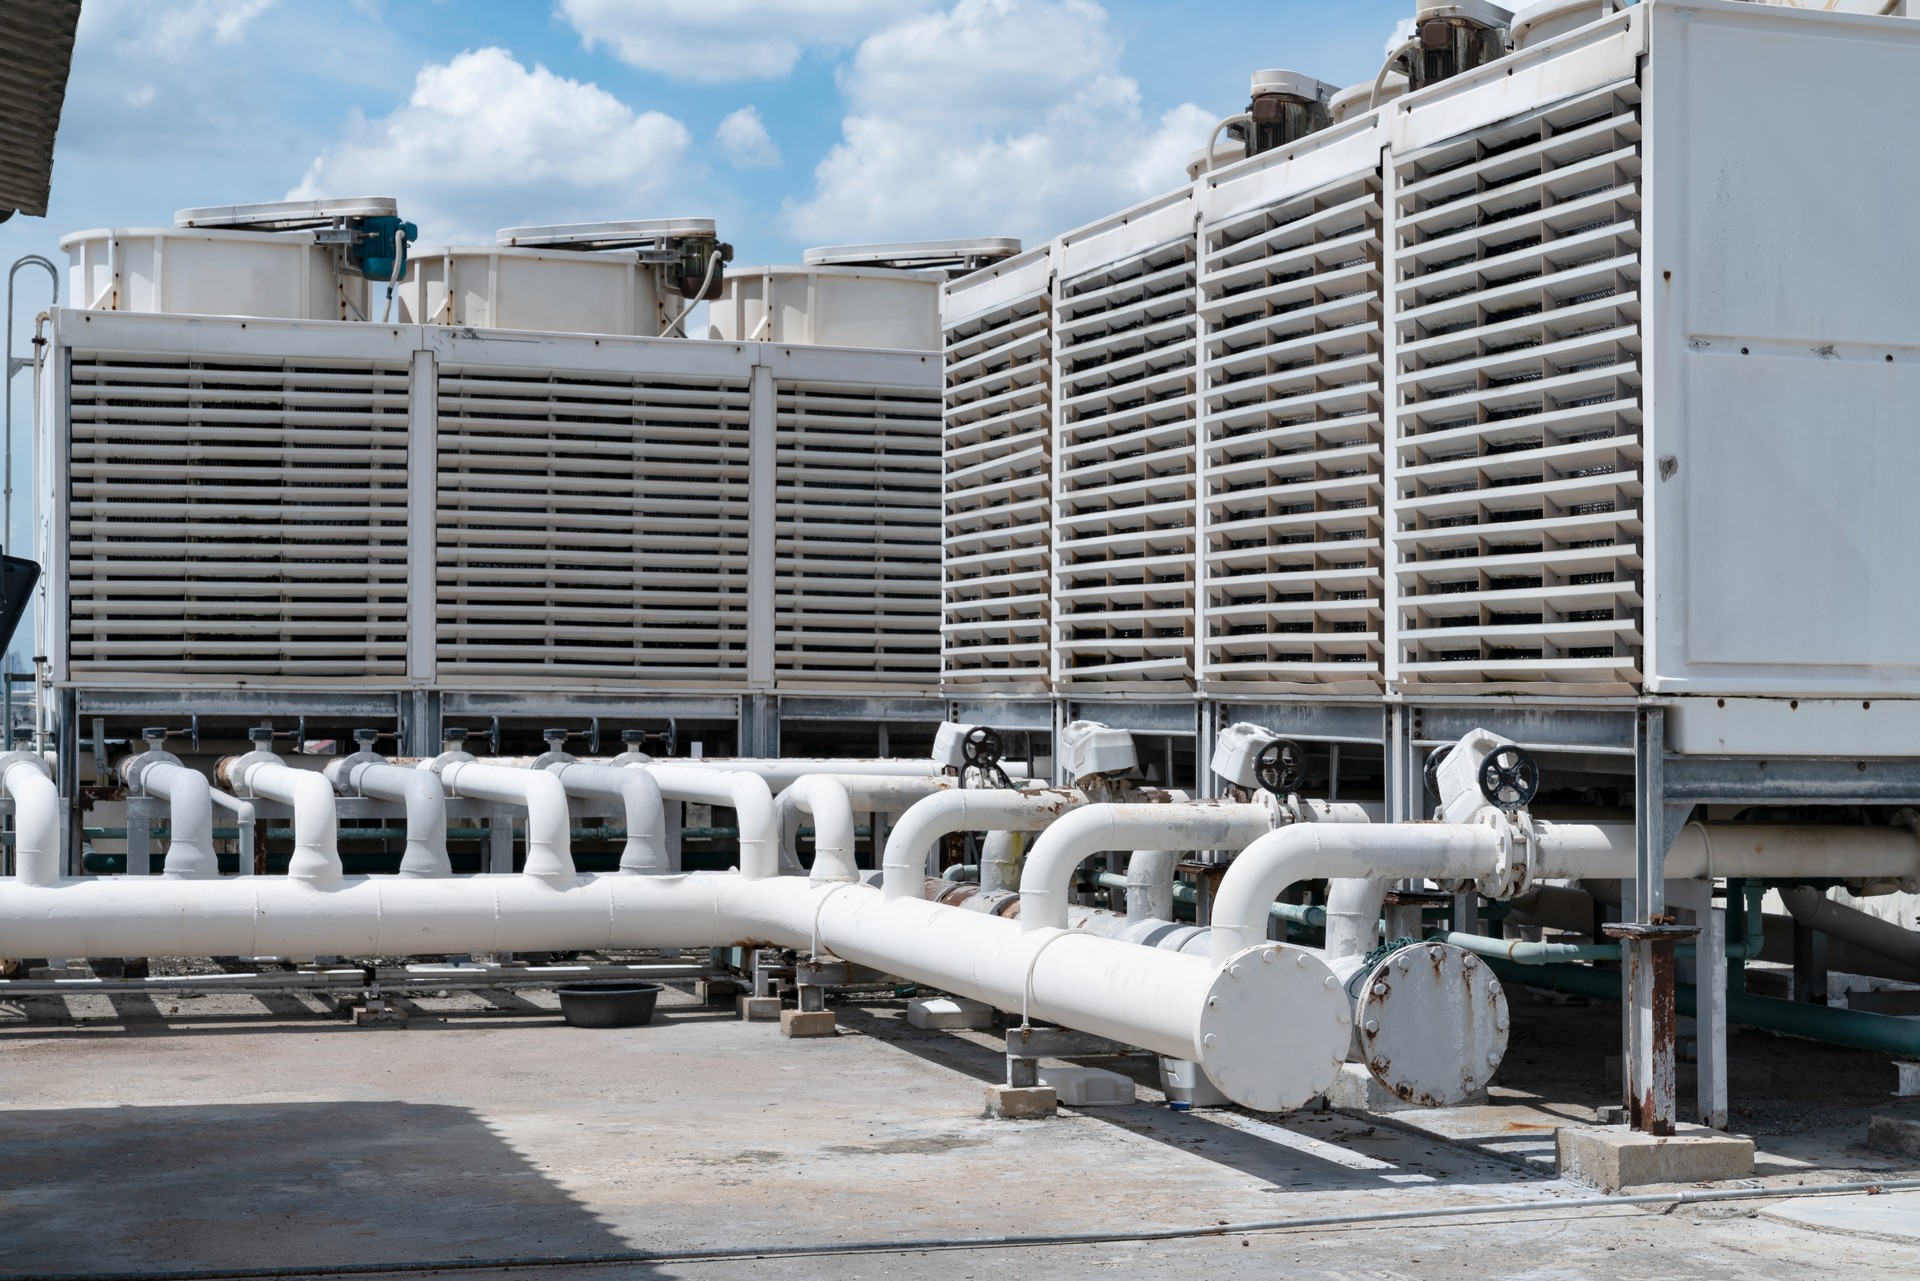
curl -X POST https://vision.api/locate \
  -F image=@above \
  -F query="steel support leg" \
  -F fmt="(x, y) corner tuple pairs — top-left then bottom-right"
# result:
(1623, 707), (1696, 1135)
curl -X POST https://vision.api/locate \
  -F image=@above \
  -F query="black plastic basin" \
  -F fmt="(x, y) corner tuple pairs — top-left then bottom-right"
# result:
(556, 981), (663, 1029)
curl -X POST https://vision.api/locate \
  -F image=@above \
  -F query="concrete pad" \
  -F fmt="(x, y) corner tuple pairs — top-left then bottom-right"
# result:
(1898, 1061), (1920, 1098)
(778, 1010), (837, 1039)
(1867, 1115), (1920, 1159)
(906, 996), (995, 1031)
(736, 994), (782, 1022)
(1761, 1190), (1920, 1244)
(1556, 1124), (1754, 1189)
(983, 1084), (1056, 1119)
(1037, 1066), (1136, 1107)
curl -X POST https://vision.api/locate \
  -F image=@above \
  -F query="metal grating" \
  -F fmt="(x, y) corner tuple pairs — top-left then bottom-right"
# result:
(1053, 237), (1199, 688)
(1199, 170), (1385, 691)
(941, 282), (1052, 688)
(435, 366), (752, 684)
(67, 353), (411, 681)
(1388, 82), (1645, 692)
(773, 381), (942, 685)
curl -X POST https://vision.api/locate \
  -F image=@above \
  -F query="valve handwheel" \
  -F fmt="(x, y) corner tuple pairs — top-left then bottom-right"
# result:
(1477, 744), (1540, 810)
(960, 726), (1003, 769)
(1253, 739), (1305, 794)
(1423, 744), (1452, 803)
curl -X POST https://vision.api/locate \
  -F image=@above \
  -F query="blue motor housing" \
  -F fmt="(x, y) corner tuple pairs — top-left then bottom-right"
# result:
(351, 216), (418, 282)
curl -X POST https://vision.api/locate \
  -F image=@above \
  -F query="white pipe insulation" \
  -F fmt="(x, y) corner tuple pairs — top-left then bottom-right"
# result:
(646, 758), (1028, 790)
(0, 869), (1352, 1112)
(776, 775), (953, 882)
(220, 754), (342, 885)
(881, 788), (1086, 899)
(1, 751), (58, 887)
(1018, 801), (1280, 932)
(430, 758), (574, 880)
(325, 758), (451, 877)
(549, 762), (667, 874)
(122, 751), (217, 879)
(645, 763), (778, 879)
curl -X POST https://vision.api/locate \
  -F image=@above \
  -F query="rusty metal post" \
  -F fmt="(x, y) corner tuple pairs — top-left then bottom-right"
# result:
(1604, 921), (1699, 1136)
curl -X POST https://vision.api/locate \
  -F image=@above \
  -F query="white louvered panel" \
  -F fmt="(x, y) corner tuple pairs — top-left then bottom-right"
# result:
(1053, 238), (1198, 688)
(66, 354), (410, 681)
(774, 381), (942, 686)
(436, 366), (751, 683)
(1389, 82), (1645, 693)
(941, 285), (1051, 688)
(1199, 171), (1385, 692)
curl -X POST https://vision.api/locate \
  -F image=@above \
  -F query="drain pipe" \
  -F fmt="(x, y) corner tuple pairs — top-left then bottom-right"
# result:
(431, 757), (574, 881)
(548, 762), (667, 874)
(220, 733), (343, 885)
(881, 788), (1087, 900)
(777, 775), (953, 882)
(122, 738), (217, 880)
(326, 747), (451, 878)
(644, 763), (777, 879)
(1018, 801), (1280, 932)
(1, 750), (57, 887)
(210, 788), (255, 876)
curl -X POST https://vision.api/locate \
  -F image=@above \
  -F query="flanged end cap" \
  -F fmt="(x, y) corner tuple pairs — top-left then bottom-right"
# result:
(1195, 944), (1352, 1112)
(1354, 942), (1511, 1107)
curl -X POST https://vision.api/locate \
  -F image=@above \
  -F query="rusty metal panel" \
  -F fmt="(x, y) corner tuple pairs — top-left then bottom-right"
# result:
(0, 0), (81, 219)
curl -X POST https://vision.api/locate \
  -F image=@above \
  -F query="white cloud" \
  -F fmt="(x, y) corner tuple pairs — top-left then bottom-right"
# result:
(715, 106), (780, 168)
(78, 0), (278, 60)
(784, 0), (1215, 247)
(557, 0), (933, 82)
(290, 48), (691, 245)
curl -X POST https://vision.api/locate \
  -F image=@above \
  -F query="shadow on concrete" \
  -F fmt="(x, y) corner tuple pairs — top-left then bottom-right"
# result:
(833, 1003), (1537, 1194)
(0, 1101), (653, 1279)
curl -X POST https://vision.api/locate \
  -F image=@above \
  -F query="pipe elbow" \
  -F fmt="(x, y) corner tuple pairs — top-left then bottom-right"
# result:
(726, 772), (778, 881)
(1019, 806), (1117, 932)
(615, 768), (667, 875)
(154, 762), (218, 880)
(1, 753), (59, 887)
(282, 768), (343, 884)
(395, 768), (451, 878)
(789, 777), (858, 884)
(520, 769), (575, 881)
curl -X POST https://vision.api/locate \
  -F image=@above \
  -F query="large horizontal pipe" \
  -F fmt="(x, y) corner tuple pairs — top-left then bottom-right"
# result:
(0, 870), (1349, 1111)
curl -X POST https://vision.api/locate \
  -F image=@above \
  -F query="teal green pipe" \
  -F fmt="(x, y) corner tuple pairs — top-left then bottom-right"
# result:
(1484, 956), (1920, 1059)
(1092, 872), (1327, 929)
(1437, 930), (1757, 965)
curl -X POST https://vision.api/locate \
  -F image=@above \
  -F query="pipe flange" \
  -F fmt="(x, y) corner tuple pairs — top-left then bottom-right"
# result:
(1473, 807), (1533, 900)
(216, 749), (279, 797)
(121, 747), (183, 793)
(1195, 943), (1351, 1113)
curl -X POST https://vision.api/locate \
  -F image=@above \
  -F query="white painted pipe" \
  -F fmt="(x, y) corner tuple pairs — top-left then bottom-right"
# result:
(648, 758), (1027, 790)
(2, 751), (58, 887)
(432, 758), (573, 880)
(548, 761), (667, 874)
(979, 829), (1022, 894)
(1535, 821), (1920, 883)
(1779, 886), (1920, 971)
(209, 788), (255, 876)
(1213, 822), (1506, 964)
(1019, 802), (1279, 933)
(1325, 879), (1392, 960)
(0, 870), (1351, 1111)
(882, 788), (1086, 900)
(223, 755), (343, 885)
(324, 758), (451, 878)
(643, 763), (777, 880)
(776, 775), (952, 883)
(123, 753), (217, 879)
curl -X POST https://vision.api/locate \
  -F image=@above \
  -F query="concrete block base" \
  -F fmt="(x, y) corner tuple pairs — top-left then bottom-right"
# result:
(1327, 1061), (1488, 1113)
(1557, 1124), (1754, 1189)
(983, 1085), (1057, 1119)
(1037, 1066), (1135, 1106)
(695, 978), (743, 1006)
(906, 996), (995, 1031)
(1866, 1115), (1920, 1158)
(736, 995), (783, 1022)
(1896, 1061), (1920, 1098)
(779, 1010), (837, 1039)
(348, 1003), (406, 1027)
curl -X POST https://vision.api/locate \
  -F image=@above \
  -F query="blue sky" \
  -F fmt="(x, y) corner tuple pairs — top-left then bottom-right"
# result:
(0, 0), (1411, 568)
